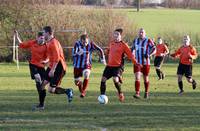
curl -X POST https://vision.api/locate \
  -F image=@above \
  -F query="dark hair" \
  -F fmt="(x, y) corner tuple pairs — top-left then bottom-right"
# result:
(115, 28), (123, 34)
(43, 26), (53, 35)
(37, 31), (43, 37)
(80, 34), (88, 41)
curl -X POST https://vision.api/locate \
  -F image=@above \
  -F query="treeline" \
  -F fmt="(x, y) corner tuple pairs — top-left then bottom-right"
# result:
(0, 1), (200, 62)
(0, 2), (137, 62)
(1, 0), (200, 8)
(164, 0), (200, 9)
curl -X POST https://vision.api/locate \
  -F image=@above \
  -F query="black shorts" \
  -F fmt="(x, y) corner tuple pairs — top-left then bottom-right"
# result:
(177, 63), (192, 78)
(154, 56), (164, 67)
(45, 61), (66, 87)
(29, 63), (46, 80)
(102, 66), (123, 80)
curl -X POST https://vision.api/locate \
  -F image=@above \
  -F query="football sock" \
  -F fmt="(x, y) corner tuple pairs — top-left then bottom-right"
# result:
(100, 82), (106, 94)
(114, 82), (122, 94)
(178, 81), (183, 91)
(76, 81), (83, 93)
(36, 82), (42, 92)
(39, 90), (46, 106)
(82, 79), (89, 92)
(135, 81), (140, 95)
(36, 82), (45, 106)
(144, 81), (149, 93)
(55, 87), (66, 94)
(156, 69), (161, 79)
(192, 79), (196, 84)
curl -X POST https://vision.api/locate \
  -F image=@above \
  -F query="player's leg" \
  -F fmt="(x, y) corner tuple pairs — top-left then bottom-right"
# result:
(48, 62), (73, 103)
(143, 75), (149, 99)
(178, 75), (184, 94)
(74, 68), (83, 94)
(81, 69), (91, 97)
(133, 64), (142, 98)
(185, 65), (197, 90)
(112, 67), (124, 102)
(143, 65), (150, 99)
(154, 56), (164, 80)
(100, 66), (111, 95)
(177, 63), (184, 94)
(29, 64), (46, 110)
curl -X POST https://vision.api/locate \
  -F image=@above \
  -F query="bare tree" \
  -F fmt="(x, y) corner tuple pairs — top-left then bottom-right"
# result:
(137, 0), (140, 12)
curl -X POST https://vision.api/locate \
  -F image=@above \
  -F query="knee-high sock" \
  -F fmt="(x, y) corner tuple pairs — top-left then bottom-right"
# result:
(156, 69), (161, 79)
(55, 87), (66, 94)
(100, 82), (106, 95)
(39, 90), (46, 106)
(114, 82), (122, 94)
(135, 81), (140, 95)
(178, 81), (183, 91)
(36, 82), (46, 106)
(76, 81), (83, 93)
(144, 81), (149, 93)
(82, 79), (89, 93)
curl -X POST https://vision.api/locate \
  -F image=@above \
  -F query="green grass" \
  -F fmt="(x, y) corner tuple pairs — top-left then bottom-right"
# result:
(0, 62), (200, 130)
(122, 8), (200, 37)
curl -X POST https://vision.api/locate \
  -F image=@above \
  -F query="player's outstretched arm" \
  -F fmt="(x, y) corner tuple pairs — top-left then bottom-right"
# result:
(14, 30), (22, 44)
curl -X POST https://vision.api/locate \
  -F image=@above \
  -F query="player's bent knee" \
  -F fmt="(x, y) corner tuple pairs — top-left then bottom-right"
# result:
(83, 69), (91, 79)
(48, 86), (56, 93)
(34, 73), (42, 84)
(101, 77), (107, 82)
(113, 77), (119, 83)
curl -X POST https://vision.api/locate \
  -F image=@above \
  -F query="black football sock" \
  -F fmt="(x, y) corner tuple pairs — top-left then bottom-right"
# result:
(100, 82), (106, 95)
(156, 69), (161, 79)
(55, 87), (66, 94)
(39, 90), (46, 106)
(178, 81), (183, 91)
(114, 82), (122, 94)
(36, 82), (45, 106)
(192, 79), (196, 84)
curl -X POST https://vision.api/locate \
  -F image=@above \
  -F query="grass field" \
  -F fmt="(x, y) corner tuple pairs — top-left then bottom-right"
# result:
(122, 8), (200, 37)
(0, 62), (200, 130)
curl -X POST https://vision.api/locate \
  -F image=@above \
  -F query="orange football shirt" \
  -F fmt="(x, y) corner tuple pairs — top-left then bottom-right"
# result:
(46, 38), (66, 71)
(107, 41), (136, 67)
(155, 43), (169, 56)
(19, 40), (47, 68)
(172, 45), (198, 65)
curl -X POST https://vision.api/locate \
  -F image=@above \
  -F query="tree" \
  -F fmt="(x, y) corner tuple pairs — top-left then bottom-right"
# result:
(137, 0), (140, 12)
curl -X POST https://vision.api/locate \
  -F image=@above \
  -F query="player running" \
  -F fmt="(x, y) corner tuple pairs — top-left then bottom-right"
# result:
(41, 26), (73, 105)
(14, 30), (48, 110)
(100, 28), (137, 102)
(170, 35), (198, 94)
(132, 28), (156, 99)
(73, 34), (106, 98)
(154, 37), (169, 80)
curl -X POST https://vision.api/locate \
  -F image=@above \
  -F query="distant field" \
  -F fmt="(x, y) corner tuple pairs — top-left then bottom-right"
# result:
(0, 62), (200, 130)
(120, 8), (200, 37)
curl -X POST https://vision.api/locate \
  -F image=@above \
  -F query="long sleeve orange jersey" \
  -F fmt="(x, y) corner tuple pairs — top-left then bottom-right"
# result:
(46, 38), (66, 71)
(172, 45), (198, 65)
(19, 40), (47, 68)
(107, 41), (136, 67)
(155, 43), (169, 57)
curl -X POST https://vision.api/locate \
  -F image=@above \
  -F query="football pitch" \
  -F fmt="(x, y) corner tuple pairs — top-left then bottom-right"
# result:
(0, 63), (199, 130)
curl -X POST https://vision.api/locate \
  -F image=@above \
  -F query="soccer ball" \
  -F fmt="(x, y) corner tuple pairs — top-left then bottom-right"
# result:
(98, 95), (108, 104)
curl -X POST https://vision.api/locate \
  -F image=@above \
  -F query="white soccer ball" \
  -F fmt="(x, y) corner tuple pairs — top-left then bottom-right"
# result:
(98, 95), (108, 104)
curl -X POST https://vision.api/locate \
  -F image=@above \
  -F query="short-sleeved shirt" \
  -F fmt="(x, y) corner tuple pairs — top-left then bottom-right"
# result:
(155, 43), (168, 57)
(132, 37), (155, 65)
(107, 40), (136, 67)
